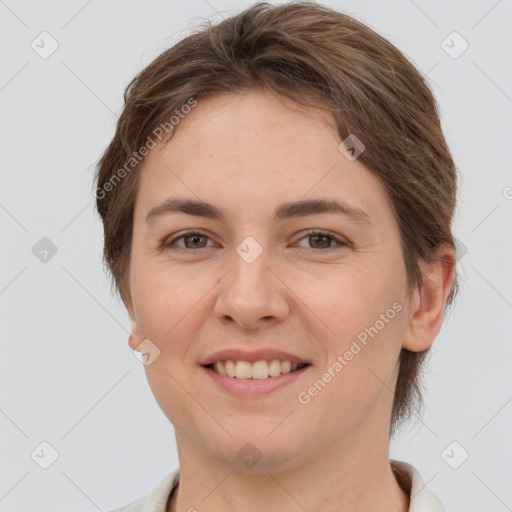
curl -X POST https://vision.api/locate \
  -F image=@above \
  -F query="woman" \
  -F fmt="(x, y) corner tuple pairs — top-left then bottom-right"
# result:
(95, 2), (458, 511)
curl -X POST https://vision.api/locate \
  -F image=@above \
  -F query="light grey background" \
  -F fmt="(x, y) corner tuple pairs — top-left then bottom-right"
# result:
(1, 0), (511, 510)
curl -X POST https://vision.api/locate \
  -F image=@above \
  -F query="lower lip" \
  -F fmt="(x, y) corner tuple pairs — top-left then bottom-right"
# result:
(202, 365), (310, 397)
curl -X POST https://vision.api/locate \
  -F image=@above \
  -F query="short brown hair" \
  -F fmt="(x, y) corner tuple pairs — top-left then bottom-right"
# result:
(94, 1), (459, 436)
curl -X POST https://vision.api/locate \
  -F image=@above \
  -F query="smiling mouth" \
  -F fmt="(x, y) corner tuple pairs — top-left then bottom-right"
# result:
(204, 360), (310, 380)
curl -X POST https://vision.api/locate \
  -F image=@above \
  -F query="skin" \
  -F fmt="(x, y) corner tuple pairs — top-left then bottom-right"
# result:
(127, 87), (456, 512)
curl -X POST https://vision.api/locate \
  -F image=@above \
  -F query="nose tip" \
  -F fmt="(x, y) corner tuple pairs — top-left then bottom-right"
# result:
(214, 255), (291, 330)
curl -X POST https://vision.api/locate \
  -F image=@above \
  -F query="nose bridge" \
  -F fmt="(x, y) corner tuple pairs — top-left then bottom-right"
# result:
(229, 238), (274, 302)
(214, 236), (289, 327)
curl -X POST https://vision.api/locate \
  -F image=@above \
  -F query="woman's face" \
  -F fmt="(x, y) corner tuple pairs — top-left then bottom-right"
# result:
(128, 88), (417, 469)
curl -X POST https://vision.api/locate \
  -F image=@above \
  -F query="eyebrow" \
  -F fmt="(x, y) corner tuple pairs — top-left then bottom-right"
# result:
(144, 197), (372, 224)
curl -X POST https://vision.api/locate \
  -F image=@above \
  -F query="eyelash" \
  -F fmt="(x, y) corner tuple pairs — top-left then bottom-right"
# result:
(162, 229), (349, 253)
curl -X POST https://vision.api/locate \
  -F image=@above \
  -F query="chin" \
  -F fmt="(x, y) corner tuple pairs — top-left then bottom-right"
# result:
(205, 422), (307, 472)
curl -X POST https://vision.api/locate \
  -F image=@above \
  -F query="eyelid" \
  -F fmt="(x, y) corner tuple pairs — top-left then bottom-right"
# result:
(162, 229), (216, 250)
(296, 228), (350, 249)
(162, 228), (350, 251)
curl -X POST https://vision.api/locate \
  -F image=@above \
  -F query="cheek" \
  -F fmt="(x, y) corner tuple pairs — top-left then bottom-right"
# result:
(289, 261), (397, 332)
(295, 264), (405, 378)
(131, 261), (210, 335)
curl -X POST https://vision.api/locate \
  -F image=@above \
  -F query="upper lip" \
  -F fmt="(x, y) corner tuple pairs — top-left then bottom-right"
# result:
(200, 348), (310, 366)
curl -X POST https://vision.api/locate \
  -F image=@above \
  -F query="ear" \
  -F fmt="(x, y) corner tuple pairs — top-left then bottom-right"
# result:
(127, 308), (141, 351)
(402, 243), (456, 352)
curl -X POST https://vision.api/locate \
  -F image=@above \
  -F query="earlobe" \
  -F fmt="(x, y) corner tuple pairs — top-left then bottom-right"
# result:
(126, 301), (141, 351)
(128, 319), (141, 351)
(402, 244), (456, 352)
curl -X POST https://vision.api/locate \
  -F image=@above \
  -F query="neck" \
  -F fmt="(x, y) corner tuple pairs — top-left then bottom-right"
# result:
(167, 426), (410, 512)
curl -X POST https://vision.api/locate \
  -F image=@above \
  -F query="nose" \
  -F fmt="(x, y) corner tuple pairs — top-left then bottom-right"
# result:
(214, 246), (291, 331)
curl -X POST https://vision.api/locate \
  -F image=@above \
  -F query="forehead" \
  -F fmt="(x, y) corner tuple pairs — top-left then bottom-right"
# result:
(134, 89), (393, 228)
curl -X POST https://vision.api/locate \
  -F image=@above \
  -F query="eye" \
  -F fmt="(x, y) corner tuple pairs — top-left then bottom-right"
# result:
(162, 229), (349, 252)
(295, 229), (349, 251)
(163, 230), (214, 251)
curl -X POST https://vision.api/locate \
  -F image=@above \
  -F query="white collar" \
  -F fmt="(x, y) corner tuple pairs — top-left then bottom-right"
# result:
(111, 459), (445, 512)
(391, 460), (446, 512)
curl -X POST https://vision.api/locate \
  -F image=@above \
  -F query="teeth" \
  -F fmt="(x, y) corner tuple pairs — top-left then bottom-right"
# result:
(216, 360), (227, 375)
(235, 361), (252, 379)
(268, 359), (282, 377)
(225, 360), (236, 378)
(211, 359), (306, 379)
(251, 360), (269, 380)
(281, 360), (292, 374)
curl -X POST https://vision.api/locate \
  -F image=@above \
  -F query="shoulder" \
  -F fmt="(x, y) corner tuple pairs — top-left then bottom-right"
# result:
(107, 469), (180, 512)
(391, 459), (446, 512)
